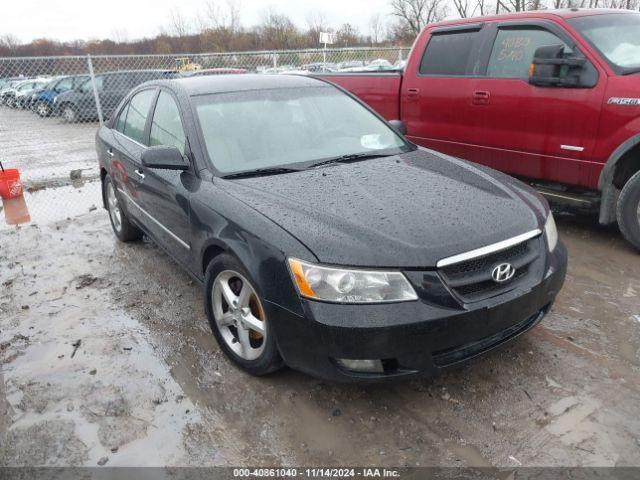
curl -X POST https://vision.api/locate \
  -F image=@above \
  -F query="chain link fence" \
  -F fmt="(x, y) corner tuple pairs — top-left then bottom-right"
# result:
(0, 47), (409, 229)
(0, 47), (409, 124)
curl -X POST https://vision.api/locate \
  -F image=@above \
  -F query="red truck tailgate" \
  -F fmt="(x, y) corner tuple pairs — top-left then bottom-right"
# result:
(315, 73), (402, 121)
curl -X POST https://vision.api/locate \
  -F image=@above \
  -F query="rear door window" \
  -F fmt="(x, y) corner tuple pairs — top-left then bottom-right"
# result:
(121, 89), (156, 145)
(487, 27), (571, 79)
(419, 30), (481, 75)
(115, 103), (129, 133)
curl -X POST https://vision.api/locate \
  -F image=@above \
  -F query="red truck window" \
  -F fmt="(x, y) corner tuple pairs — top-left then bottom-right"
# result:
(487, 28), (571, 79)
(419, 30), (481, 76)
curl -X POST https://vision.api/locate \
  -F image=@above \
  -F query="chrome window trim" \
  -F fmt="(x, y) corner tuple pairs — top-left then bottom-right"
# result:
(436, 229), (542, 268)
(113, 129), (146, 149)
(117, 187), (190, 250)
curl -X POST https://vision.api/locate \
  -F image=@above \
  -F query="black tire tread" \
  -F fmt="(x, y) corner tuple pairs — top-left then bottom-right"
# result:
(616, 170), (640, 252)
(103, 175), (143, 242)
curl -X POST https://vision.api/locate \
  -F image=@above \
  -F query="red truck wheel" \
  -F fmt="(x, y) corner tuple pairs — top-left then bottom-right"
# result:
(617, 170), (640, 252)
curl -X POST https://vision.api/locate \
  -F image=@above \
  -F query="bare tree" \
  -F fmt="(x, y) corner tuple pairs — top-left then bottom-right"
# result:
(369, 13), (385, 44)
(110, 28), (129, 44)
(390, 0), (447, 36)
(453, 0), (472, 17)
(306, 11), (330, 46)
(168, 8), (191, 37)
(336, 23), (360, 48)
(201, 0), (241, 32)
(0, 35), (20, 54)
(258, 8), (303, 50)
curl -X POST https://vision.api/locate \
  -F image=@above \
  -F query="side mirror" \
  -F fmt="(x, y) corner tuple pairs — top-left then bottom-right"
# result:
(529, 44), (597, 88)
(141, 146), (189, 170)
(389, 119), (407, 136)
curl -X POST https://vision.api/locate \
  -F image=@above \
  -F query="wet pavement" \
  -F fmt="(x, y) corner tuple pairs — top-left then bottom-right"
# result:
(1, 108), (640, 468)
(0, 107), (97, 189)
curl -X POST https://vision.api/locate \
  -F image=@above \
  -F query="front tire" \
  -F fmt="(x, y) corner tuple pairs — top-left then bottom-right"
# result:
(36, 101), (51, 117)
(204, 254), (284, 376)
(617, 170), (640, 252)
(103, 175), (142, 242)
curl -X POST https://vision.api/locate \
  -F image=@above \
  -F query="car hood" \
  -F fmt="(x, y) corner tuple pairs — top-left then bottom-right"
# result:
(217, 148), (548, 267)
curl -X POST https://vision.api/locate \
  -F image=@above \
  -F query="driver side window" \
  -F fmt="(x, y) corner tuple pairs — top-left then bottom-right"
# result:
(149, 91), (186, 154)
(487, 27), (572, 79)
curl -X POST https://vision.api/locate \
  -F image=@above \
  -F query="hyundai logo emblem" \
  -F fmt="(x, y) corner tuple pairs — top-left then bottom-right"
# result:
(492, 263), (516, 283)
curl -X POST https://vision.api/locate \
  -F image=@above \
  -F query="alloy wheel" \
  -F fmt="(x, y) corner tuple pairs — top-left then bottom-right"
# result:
(212, 270), (267, 361)
(106, 182), (122, 233)
(37, 102), (49, 117)
(63, 106), (76, 122)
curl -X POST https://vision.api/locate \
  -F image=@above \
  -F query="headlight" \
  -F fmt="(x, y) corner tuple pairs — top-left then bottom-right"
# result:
(288, 258), (418, 304)
(544, 213), (558, 252)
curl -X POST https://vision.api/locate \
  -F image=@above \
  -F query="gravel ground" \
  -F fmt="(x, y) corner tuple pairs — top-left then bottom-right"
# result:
(0, 107), (639, 468)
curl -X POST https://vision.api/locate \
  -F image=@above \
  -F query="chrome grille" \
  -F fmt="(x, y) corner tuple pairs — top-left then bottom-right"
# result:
(439, 236), (541, 303)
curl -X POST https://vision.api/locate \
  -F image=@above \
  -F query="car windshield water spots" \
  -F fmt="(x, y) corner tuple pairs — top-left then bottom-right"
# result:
(193, 86), (407, 174)
(569, 13), (640, 71)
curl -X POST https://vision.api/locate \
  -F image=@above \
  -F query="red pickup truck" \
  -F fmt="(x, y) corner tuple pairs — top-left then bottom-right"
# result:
(319, 9), (640, 251)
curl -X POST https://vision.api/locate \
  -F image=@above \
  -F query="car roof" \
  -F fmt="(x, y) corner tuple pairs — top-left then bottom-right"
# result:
(428, 8), (637, 28)
(151, 74), (328, 96)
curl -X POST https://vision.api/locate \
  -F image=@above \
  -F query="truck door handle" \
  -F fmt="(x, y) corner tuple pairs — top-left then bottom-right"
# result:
(106, 148), (114, 157)
(134, 169), (145, 180)
(407, 88), (420, 100)
(472, 91), (490, 105)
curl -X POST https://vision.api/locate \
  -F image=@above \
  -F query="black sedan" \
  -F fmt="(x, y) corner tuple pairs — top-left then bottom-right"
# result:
(96, 74), (567, 381)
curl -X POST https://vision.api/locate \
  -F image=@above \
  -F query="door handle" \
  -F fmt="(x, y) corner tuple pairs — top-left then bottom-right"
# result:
(472, 91), (490, 105)
(106, 148), (114, 157)
(134, 169), (145, 180)
(407, 88), (420, 100)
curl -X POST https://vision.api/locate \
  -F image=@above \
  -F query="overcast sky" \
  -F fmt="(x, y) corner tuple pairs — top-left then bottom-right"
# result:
(3, 0), (393, 43)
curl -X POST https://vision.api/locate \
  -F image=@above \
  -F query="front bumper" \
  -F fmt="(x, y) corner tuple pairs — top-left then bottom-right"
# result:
(267, 242), (567, 382)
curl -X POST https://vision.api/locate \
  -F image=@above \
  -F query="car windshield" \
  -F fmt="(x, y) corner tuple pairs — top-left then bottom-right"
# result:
(569, 13), (640, 72)
(193, 85), (410, 175)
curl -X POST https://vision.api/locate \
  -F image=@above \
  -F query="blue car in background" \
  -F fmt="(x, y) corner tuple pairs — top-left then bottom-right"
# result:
(32, 75), (89, 117)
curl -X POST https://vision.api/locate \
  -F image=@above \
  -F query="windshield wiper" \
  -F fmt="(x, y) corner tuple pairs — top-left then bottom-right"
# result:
(308, 152), (392, 169)
(222, 166), (304, 179)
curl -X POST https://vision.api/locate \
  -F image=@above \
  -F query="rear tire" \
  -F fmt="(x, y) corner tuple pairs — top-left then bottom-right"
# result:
(616, 170), (640, 252)
(61, 104), (78, 123)
(103, 175), (142, 242)
(204, 253), (284, 376)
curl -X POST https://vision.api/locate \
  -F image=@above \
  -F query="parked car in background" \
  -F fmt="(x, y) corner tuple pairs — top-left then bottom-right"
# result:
(179, 68), (248, 78)
(336, 60), (365, 71)
(0, 79), (38, 107)
(0, 77), (23, 91)
(301, 63), (337, 73)
(362, 59), (395, 71)
(31, 75), (89, 117)
(96, 74), (566, 381)
(54, 70), (177, 122)
(14, 78), (51, 109)
(318, 9), (640, 252)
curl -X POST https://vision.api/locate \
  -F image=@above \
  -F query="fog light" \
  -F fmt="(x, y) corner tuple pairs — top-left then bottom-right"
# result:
(336, 358), (384, 373)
